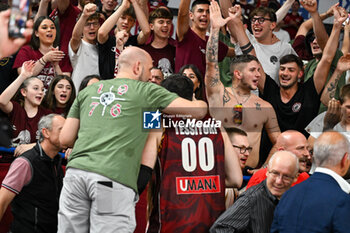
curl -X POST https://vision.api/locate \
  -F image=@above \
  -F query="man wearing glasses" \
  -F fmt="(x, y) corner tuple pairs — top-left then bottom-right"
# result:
(225, 128), (252, 208)
(224, 5), (297, 83)
(227, 128), (252, 170)
(210, 150), (299, 233)
(247, 7), (298, 83)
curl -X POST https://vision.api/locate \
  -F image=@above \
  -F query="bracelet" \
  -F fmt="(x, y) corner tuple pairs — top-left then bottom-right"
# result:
(38, 58), (46, 66)
(240, 41), (252, 50)
(41, 57), (46, 63)
(241, 44), (254, 55)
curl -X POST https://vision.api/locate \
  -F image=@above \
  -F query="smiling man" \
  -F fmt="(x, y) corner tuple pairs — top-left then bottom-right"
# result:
(141, 7), (175, 77)
(69, 3), (100, 92)
(175, 0), (235, 77)
(210, 150), (299, 233)
(258, 5), (348, 137)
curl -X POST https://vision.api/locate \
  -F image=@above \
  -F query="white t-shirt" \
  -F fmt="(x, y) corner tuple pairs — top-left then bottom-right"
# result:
(69, 39), (100, 92)
(273, 29), (291, 44)
(246, 30), (297, 83)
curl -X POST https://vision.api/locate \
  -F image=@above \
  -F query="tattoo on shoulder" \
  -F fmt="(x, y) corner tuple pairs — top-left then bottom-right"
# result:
(223, 89), (231, 105)
(255, 102), (261, 110)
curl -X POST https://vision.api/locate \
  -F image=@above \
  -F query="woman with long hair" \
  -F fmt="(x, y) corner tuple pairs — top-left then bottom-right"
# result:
(43, 75), (76, 117)
(179, 64), (204, 100)
(13, 16), (66, 91)
(0, 61), (52, 156)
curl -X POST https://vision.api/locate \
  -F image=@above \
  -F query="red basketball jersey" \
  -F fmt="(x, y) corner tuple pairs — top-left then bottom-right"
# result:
(148, 118), (225, 233)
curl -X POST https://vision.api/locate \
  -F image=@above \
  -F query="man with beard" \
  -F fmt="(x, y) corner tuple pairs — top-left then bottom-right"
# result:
(257, 5), (348, 137)
(205, 1), (280, 170)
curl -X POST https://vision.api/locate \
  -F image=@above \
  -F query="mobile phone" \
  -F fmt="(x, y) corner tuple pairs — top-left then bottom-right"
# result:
(8, 0), (30, 38)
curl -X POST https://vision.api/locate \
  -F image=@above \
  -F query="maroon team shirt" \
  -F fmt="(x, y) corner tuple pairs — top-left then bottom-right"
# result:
(9, 101), (53, 144)
(283, 13), (304, 40)
(148, 117), (226, 233)
(141, 43), (176, 76)
(175, 28), (228, 77)
(13, 45), (56, 91)
(50, 3), (81, 73)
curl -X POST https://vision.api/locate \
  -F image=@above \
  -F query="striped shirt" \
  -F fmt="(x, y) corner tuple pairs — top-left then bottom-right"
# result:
(210, 180), (278, 233)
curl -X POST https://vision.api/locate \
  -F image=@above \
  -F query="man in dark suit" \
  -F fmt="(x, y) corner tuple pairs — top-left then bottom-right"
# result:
(271, 131), (350, 233)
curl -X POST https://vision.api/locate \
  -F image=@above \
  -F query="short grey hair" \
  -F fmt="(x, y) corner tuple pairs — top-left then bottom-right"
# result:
(38, 114), (59, 142)
(268, 150), (299, 175)
(313, 132), (350, 167)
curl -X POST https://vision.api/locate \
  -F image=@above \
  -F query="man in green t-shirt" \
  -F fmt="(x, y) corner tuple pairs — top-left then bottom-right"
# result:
(57, 46), (208, 233)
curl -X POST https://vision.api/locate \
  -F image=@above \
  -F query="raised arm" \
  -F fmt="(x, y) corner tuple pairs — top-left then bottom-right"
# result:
(176, 0), (191, 42)
(301, 0), (337, 50)
(276, 0), (295, 24)
(97, 0), (130, 44)
(0, 61), (35, 114)
(131, 0), (151, 45)
(295, 7), (333, 38)
(219, 0), (237, 42)
(320, 54), (350, 105)
(137, 0), (149, 19)
(35, 0), (50, 21)
(313, 6), (348, 94)
(342, 21), (350, 54)
(205, 1), (230, 106)
(70, 3), (97, 53)
(221, 129), (243, 188)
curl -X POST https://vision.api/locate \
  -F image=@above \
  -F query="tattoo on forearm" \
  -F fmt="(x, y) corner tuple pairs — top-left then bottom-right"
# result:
(206, 33), (219, 63)
(327, 74), (341, 99)
(223, 89), (231, 105)
(209, 64), (221, 87)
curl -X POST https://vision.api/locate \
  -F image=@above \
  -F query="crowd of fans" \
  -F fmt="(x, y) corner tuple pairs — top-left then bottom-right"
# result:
(0, 0), (350, 232)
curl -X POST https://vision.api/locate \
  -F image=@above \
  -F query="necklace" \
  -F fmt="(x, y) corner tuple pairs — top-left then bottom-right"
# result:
(231, 86), (251, 105)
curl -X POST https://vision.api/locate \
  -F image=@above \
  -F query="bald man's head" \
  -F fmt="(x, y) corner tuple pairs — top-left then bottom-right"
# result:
(118, 47), (153, 82)
(276, 130), (311, 173)
(266, 150), (299, 199)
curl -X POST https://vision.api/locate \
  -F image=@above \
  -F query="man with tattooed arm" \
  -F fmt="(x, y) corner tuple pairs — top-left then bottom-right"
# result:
(205, 1), (280, 170)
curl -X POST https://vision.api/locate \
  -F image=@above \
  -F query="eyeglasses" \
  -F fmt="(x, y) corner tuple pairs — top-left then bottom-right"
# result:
(85, 22), (99, 27)
(268, 170), (294, 183)
(232, 145), (253, 154)
(250, 17), (271, 24)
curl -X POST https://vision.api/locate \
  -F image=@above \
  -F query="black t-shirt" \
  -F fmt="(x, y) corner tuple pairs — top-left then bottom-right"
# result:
(98, 35), (138, 80)
(260, 75), (320, 137)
